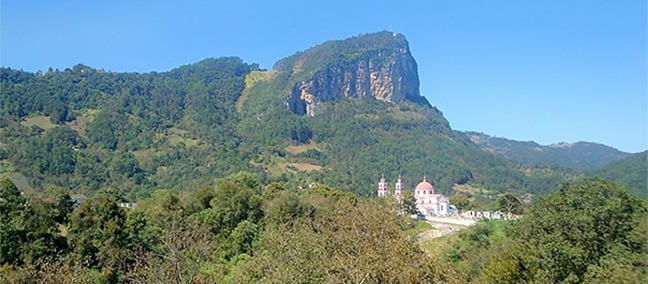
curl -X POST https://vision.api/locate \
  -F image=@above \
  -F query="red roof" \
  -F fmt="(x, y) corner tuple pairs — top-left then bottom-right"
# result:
(415, 177), (434, 191)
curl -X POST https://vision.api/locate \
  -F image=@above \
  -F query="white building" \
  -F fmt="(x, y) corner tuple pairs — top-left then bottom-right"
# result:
(377, 175), (451, 216)
(413, 177), (449, 215)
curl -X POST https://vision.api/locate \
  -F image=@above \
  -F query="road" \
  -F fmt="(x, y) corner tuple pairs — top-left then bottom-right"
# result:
(415, 217), (474, 242)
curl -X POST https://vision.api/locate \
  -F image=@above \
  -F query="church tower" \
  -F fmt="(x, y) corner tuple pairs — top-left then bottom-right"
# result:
(378, 175), (389, 197)
(394, 175), (403, 202)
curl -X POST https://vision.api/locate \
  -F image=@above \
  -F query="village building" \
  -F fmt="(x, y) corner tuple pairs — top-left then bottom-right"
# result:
(378, 175), (452, 216)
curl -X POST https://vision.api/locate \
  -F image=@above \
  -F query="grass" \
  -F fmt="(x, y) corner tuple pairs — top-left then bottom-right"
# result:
(422, 231), (458, 255)
(167, 135), (199, 147)
(8, 172), (33, 192)
(168, 127), (189, 136)
(411, 220), (434, 235)
(278, 162), (324, 172)
(388, 107), (425, 121)
(154, 128), (199, 147)
(237, 70), (277, 112)
(252, 153), (325, 180)
(284, 141), (321, 155)
(66, 114), (91, 136)
(21, 116), (57, 131)
(453, 183), (496, 197)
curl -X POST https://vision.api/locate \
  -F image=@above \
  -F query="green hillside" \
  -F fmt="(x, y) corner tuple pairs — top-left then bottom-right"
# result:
(593, 151), (647, 198)
(1, 32), (578, 202)
(1, 57), (257, 198)
(466, 132), (632, 171)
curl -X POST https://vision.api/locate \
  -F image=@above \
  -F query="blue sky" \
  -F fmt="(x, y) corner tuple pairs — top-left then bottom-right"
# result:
(2, 1), (646, 153)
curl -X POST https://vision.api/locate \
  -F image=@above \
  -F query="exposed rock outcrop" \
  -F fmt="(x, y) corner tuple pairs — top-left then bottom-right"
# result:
(285, 33), (428, 116)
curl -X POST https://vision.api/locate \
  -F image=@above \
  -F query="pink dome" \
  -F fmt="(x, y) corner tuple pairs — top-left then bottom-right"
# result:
(415, 177), (434, 191)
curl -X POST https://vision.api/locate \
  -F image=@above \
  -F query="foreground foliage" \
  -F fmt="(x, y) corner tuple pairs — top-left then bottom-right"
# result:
(433, 178), (647, 283)
(0, 174), (463, 283)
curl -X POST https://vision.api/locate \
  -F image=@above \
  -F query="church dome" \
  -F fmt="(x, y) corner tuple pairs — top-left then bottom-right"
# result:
(415, 177), (434, 192)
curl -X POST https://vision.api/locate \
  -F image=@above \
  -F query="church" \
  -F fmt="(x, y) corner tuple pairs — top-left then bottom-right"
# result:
(378, 175), (452, 216)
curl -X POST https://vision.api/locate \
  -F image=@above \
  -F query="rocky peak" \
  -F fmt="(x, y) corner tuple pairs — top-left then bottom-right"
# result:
(281, 32), (429, 116)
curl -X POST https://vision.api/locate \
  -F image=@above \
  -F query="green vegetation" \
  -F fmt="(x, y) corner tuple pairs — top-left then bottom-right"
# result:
(0, 174), (463, 283)
(466, 131), (632, 171)
(3, 174), (644, 283)
(1, 58), (256, 199)
(429, 219), (510, 281)
(594, 151), (647, 198)
(429, 178), (647, 283)
(1, 30), (645, 283)
(0, 32), (586, 205)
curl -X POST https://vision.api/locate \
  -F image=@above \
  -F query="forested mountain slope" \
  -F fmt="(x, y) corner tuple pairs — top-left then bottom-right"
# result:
(1, 58), (257, 198)
(593, 151), (647, 198)
(465, 132), (631, 171)
(1, 32), (579, 201)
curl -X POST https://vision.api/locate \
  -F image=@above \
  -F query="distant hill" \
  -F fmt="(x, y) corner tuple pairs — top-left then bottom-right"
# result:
(593, 151), (647, 198)
(465, 132), (631, 171)
(1, 31), (579, 202)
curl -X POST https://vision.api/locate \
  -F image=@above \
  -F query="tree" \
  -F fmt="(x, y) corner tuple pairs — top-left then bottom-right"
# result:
(233, 198), (464, 283)
(0, 178), (25, 265)
(401, 190), (419, 215)
(128, 215), (213, 284)
(0, 178), (24, 221)
(484, 178), (648, 283)
(494, 193), (524, 215)
(67, 195), (129, 281)
(0, 180), (69, 266)
(265, 190), (304, 226)
(450, 193), (476, 211)
(195, 187), (215, 210)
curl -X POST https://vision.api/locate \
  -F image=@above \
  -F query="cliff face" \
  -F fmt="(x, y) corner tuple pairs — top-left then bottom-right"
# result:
(284, 33), (426, 116)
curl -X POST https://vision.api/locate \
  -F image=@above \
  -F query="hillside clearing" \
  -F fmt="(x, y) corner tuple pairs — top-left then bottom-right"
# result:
(21, 116), (57, 130)
(237, 70), (277, 112)
(278, 162), (324, 172)
(284, 142), (321, 155)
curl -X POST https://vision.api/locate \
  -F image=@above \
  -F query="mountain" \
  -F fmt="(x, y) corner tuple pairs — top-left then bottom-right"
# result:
(465, 132), (632, 171)
(1, 32), (577, 202)
(278, 32), (429, 115)
(593, 151), (647, 198)
(228, 31), (575, 197)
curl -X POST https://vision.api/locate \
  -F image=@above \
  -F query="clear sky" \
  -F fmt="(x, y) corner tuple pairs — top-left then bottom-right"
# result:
(2, 1), (646, 153)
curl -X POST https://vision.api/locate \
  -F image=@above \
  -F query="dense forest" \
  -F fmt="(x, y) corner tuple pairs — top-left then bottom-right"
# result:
(1, 175), (645, 283)
(1, 58), (256, 199)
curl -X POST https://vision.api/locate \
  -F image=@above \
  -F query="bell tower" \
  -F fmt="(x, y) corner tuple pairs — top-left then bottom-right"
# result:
(378, 175), (389, 197)
(394, 175), (403, 202)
